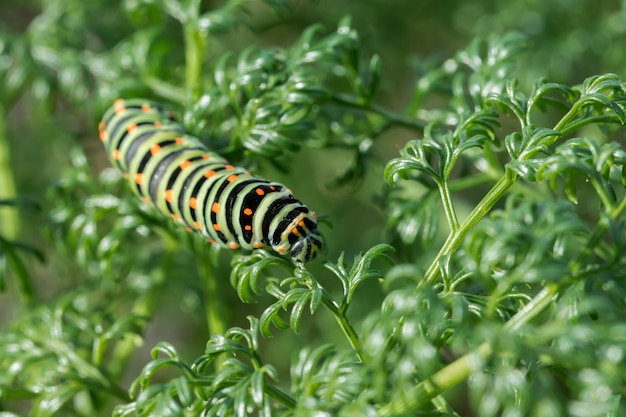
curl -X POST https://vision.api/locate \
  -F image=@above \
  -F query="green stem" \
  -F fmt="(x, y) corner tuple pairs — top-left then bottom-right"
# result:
(144, 76), (186, 104)
(558, 114), (623, 137)
(265, 380), (297, 409)
(422, 173), (516, 286)
(200, 253), (227, 338)
(438, 179), (459, 232)
(611, 196), (626, 219)
(378, 342), (493, 417)
(324, 90), (426, 132)
(503, 283), (559, 332)
(378, 283), (560, 416)
(587, 170), (623, 215)
(0, 107), (20, 240)
(320, 290), (365, 362)
(184, 23), (205, 98)
(519, 98), (598, 161)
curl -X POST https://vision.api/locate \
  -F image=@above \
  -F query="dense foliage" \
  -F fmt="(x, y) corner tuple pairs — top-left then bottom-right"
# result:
(1, 0), (625, 416)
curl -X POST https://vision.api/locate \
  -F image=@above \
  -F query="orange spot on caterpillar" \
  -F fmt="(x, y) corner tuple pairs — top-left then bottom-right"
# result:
(165, 189), (173, 203)
(180, 160), (191, 169)
(255, 188), (265, 196)
(98, 122), (107, 141)
(212, 202), (220, 213)
(113, 149), (121, 160)
(135, 173), (144, 185)
(243, 208), (253, 216)
(114, 99), (125, 113)
(189, 197), (197, 209)
(150, 144), (161, 155)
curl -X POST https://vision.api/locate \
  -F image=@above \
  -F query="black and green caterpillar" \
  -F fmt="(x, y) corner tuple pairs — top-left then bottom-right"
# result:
(98, 98), (323, 263)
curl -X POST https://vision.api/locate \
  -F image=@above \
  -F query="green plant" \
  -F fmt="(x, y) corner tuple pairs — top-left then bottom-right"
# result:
(1, 0), (625, 416)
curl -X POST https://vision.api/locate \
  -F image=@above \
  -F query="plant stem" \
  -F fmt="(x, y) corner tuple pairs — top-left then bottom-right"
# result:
(185, 26), (205, 97)
(378, 283), (560, 416)
(320, 290), (365, 362)
(324, 90), (426, 132)
(503, 283), (559, 332)
(265, 380), (297, 409)
(144, 76), (186, 104)
(438, 179), (459, 232)
(422, 173), (516, 286)
(378, 342), (493, 417)
(558, 114), (623, 137)
(199, 253), (227, 337)
(0, 107), (20, 240)
(183, 0), (205, 99)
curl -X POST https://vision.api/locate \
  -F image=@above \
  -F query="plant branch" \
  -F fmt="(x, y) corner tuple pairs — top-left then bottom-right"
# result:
(438, 179), (460, 232)
(320, 289), (365, 362)
(265, 379), (297, 409)
(144, 76), (186, 104)
(183, 2), (205, 98)
(0, 106), (20, 240)
(323, 90), (426, 132)
(422, 173), (516, 286)
(199, 253), (228, 339)
(378, 283), (560, 416)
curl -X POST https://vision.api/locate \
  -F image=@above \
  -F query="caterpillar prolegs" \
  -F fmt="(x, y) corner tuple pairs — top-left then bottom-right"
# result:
(98, 99), (323, 263)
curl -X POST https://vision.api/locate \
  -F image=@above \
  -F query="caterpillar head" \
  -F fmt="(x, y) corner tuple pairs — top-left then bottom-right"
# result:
(290, 229), (324, 264)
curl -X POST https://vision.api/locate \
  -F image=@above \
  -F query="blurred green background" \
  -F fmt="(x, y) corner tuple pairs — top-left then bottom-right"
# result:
(1, 0), (625, 375)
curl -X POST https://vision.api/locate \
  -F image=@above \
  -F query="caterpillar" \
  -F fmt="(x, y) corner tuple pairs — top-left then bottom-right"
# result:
(98, 98), (323, 263)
